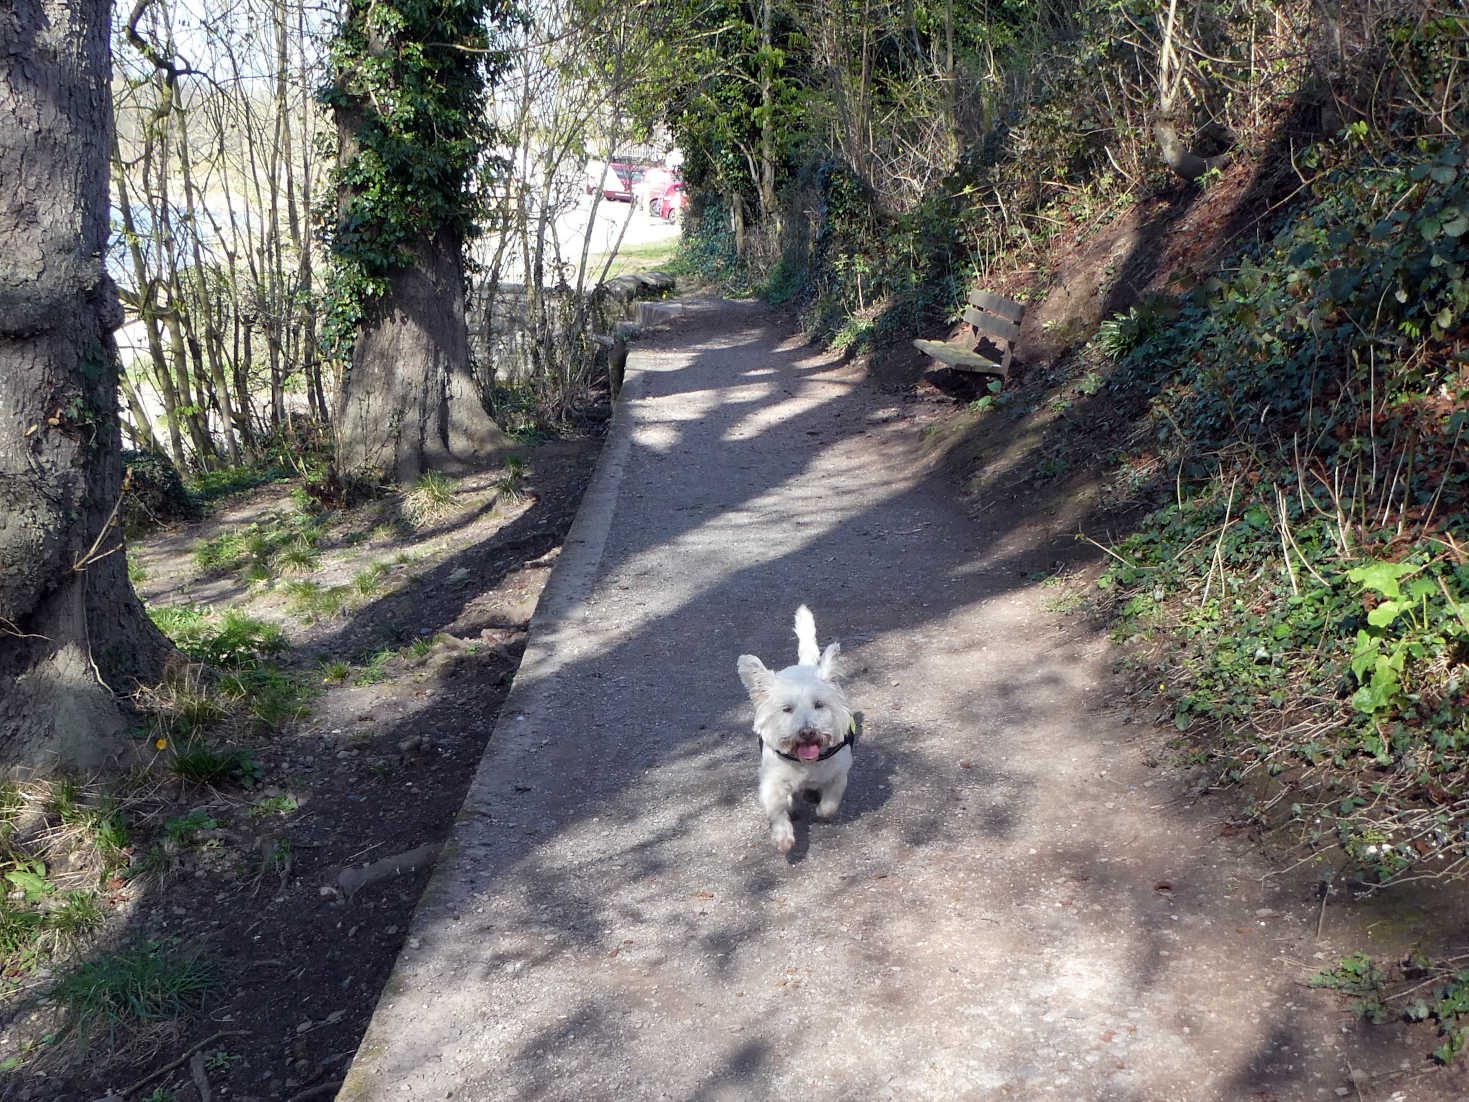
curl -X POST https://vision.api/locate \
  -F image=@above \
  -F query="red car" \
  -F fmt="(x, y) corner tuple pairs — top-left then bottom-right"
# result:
(653, 180), (688, 221)
(639, 166), (675, 212)
(601, 162), (642, 202)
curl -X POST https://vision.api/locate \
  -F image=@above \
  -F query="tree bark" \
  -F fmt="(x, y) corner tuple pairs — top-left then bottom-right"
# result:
(336, 228), (508, 483)
(0, 0), (172, 770)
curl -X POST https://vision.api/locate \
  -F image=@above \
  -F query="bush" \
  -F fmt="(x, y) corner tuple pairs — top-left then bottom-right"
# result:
(122, 450), (200, 535)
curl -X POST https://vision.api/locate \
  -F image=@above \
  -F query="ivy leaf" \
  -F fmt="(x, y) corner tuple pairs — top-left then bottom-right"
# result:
(1352, 656), (1402, 713)
(1406, 576), (1439, 601)
(1367, 600), (1406, 628)
(1347, 561), (1418, 599)
(1351, 629), (1377, 682)
(1243, 505), (1272, 530)
(1362, 731), (1392, 765)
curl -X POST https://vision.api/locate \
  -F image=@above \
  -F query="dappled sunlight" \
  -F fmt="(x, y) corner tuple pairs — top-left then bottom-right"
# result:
(719, 377), (859, 443)
(335, 303), (1422, 1102)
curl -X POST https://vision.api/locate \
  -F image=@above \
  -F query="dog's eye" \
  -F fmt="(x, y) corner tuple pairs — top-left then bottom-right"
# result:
(781, 705), (793, 713)
(813, 701), (825, 709)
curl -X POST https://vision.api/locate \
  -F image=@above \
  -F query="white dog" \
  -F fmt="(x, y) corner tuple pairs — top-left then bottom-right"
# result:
(737, 606), (855, 854)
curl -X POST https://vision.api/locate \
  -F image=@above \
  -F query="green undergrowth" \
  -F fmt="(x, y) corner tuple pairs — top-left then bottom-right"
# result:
(193, 511), (328, 582)
(187, 459), (293, 505)
(0, 780), (119, 981)
(143, 606), (312, 749)
(1313, 951), (1469, 1064)
(1093, 133), (1469, 889)
(50, 938), (215, 1059)
(2, 608), (306, 1064)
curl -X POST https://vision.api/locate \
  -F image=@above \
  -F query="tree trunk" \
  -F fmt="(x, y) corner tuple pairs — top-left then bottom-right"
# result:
(119, 372), (167, 455)
(173, 96), (241, 466)
(336, 229), (508, 483)
(114, 118), (187, 466)
(756, 0), (777, 223)
(0, 0), (172, 770)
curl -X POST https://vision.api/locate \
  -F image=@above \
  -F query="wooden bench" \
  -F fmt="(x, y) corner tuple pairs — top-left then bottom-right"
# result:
(912, 289), (1025, 379)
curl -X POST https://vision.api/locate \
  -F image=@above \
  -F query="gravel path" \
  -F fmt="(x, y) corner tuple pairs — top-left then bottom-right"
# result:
(335, 300), (1448, 1102)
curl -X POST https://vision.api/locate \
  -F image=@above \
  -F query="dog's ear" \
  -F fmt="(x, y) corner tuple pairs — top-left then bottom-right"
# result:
(816, 641), (840, 681)
(736, 654), (772, 702)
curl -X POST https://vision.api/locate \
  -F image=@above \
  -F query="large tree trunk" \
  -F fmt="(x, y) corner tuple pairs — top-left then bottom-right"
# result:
(336, 228), (508, 483)
(0, 0), (172, 770)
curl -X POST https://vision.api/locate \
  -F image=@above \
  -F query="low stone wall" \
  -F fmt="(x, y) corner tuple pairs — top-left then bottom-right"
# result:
(467, 271), (675, 384)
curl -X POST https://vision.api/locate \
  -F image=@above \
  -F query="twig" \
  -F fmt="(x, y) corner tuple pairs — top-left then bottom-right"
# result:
(1437, 574), (1469, 635)
(71, 494), (126, 572)
(0, 616), (50, 641)
(1076, 532), (1142, 571)
(1202, 478), (1237, 606)
(1418, 418), (1463, 536)
(1277, 487), (1330, 587)
(119, 1030), (248, 1097)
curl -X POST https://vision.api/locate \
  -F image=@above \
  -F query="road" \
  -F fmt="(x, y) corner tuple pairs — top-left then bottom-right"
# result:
(335, 299), (1453, 1102)
(471, 187), (680, 286)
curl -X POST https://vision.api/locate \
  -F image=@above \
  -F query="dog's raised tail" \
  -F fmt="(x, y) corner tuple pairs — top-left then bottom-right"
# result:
(793, 605), (819, 666)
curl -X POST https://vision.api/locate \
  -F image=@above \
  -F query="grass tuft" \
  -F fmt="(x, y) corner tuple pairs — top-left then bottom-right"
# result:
(403, 471), (458, 525)
(495, 455), (527, 504)
(284, 580), (350, 622)
(170, 745), (263, 789)
(352, 561), (389, 596)
(52, 939), (214, 1050)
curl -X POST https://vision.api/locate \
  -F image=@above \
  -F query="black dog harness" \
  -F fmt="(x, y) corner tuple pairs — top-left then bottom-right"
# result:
(760, 725), (856, 764)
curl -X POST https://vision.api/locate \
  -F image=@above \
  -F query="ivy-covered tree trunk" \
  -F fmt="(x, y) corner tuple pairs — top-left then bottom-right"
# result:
(335, 228), (503, 481)
(323, 0), (511, 484)
(0, 0), (172, 769)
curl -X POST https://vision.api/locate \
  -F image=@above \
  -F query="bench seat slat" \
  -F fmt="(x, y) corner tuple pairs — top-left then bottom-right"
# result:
(912, 338), (1004, 372)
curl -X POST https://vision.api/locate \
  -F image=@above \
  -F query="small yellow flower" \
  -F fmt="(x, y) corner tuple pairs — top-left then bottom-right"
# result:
(155, 738), (168, 751)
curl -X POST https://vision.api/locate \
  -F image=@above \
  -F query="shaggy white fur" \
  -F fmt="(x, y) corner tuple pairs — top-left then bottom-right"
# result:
(736, 606), (855, 854)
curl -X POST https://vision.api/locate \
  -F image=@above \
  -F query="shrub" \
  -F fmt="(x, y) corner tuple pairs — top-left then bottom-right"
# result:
(122, 450), (201, 535)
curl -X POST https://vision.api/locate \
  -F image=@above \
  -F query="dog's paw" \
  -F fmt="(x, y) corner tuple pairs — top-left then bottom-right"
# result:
(815, 796), (843, 819)
(771, 820), (795, 853)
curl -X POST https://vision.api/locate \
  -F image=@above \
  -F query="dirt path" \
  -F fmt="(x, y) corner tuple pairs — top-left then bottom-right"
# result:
(336, 300), (1461, 1102)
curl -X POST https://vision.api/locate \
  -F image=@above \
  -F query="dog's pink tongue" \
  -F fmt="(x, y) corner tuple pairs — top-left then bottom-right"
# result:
(798, 743), (822, 761)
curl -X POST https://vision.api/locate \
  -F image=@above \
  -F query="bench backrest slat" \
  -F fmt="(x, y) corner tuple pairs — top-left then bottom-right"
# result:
(962, 306), (1022, 345)
(967, 289), (1025, 322)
